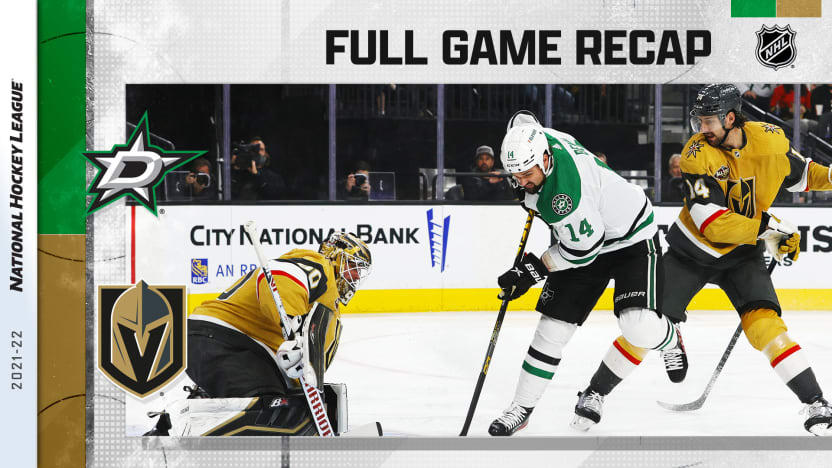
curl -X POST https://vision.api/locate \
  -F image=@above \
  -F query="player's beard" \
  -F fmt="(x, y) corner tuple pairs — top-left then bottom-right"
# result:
(523, 181), (542, 194)
(702, 131), (720, 146)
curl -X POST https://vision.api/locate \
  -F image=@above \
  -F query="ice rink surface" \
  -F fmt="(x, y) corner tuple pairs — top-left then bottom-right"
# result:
(129, 309), (832, 438)
(330, 309), (832, 438)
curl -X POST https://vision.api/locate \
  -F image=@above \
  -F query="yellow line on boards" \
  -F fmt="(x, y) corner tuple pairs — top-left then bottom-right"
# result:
(187, 288), (832, 314)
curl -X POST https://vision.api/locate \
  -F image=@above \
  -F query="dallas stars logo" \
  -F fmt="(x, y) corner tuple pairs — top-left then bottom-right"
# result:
(761, 123), (781, 134)
(685, 141), (704, 159)
(84, 112), (204, 216)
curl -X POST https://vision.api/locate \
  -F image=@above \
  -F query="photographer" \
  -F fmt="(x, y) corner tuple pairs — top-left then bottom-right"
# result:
(460, 145), (514, 201)
(230, 137), (285, 200)
(339, 160), (371, 201)
(185, 158), (218, 200)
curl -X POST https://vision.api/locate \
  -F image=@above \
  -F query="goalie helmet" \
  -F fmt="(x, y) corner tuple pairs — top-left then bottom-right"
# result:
(689, 84), (742, 133)
(500, 121), (552, 184)
(319, 232), (372, 305)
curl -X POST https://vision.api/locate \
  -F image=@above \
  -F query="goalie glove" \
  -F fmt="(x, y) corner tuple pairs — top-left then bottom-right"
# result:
(497, 252), (547, 301)
(277, 315), (305, 379)
(758, 212), (800, 263)
(277, 339), (305, 379)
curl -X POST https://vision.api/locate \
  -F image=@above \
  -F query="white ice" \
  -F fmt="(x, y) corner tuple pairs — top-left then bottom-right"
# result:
(127, 309), (832, 437)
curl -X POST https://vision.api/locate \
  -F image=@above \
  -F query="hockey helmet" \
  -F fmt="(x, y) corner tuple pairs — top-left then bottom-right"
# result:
(689, 84), (742, 133)
(506, 109), (542, 132)
(500, 121), (552, 186)
(319, 232), (372, 305)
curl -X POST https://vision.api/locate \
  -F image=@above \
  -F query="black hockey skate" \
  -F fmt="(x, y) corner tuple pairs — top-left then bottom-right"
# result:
(802, 397), (832, 436)
(571, 387), (604, 432)
(488, 403), (533, 436)
(661, 323), (688, 383)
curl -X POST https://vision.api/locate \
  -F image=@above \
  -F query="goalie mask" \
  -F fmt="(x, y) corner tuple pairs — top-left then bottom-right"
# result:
(319, 232), (372, 305)
(500, 119), (552, 187)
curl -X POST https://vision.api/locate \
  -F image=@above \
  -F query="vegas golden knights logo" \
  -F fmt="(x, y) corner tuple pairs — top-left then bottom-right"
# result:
(726, 177), (756, 218)
(98, 281), (186, 398)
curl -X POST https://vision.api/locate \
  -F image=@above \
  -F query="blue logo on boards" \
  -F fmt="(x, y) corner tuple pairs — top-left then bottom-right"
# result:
(426, 209), (450, 272)
(191, 258), (209, 284)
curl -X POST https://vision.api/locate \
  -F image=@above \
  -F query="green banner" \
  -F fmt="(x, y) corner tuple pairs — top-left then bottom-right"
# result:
(38, 0), (86, 235)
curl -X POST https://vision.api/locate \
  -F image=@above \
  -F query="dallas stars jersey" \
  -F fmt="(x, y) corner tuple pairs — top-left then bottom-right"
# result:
(667, 121), (832, 265)
(191, 249), (342, 367)
(523, 128), (656, 270)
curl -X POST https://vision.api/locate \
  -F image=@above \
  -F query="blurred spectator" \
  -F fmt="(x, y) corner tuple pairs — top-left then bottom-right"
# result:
(810, 84), (832, 123)
(594, 152), (608, 165)
(185, 157), (218, 200)
(249, 137), (286, 199)
(230, 137), (285, 200)
(769, 84), (812, 119)
(460, 145), (515, 201)
(735, 83), (774, 111)
(662, 153), (685, 202)
(339, 160), (371, 201)
(770, 85), (817, 133)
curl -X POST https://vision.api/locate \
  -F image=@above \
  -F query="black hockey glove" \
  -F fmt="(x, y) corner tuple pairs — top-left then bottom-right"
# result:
(498, 252), (548, 301)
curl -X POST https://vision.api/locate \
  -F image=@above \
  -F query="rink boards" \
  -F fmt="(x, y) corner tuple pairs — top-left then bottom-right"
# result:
(129, 204), (832, 312)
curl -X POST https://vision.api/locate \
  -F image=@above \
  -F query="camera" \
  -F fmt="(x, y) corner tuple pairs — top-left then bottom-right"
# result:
(193, 173), (211, 187)
(232, 142), (265, 169)
(354, 173), (368, 186)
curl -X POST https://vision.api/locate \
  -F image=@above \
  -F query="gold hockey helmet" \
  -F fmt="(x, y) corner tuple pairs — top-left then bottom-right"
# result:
(319, 232), (372, 305)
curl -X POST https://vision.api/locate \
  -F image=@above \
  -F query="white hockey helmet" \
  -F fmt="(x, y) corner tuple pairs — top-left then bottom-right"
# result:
(500, 123), (552, 181)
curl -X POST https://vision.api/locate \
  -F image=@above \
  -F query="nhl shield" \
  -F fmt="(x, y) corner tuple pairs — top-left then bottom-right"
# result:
(755, 25), (796, 70)
(98, 281), (187, 398)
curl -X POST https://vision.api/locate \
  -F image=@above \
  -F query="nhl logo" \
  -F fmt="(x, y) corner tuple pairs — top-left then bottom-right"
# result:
(755, 25), (796, 70)
(552, 193), (573, 216)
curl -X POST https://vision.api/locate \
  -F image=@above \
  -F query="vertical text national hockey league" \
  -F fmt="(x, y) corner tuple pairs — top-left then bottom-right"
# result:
(488, 110), (687, 436)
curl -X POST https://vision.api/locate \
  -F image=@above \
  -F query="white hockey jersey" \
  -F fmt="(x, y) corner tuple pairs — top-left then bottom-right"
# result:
(523, 128), (656, 270)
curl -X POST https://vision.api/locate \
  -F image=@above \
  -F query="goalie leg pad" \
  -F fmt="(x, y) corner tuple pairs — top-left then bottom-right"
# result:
(617, 307), (677, 350)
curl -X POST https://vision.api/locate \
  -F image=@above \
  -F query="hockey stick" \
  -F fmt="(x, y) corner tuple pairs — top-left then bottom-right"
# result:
(460, 210), (535, 436)
(243, 221), (335, 437)
(657, 258), (778, 412)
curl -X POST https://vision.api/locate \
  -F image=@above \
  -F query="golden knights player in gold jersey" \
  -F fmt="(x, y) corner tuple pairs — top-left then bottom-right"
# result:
(183, 232), (372, 436)
(581, 84), (832, 435)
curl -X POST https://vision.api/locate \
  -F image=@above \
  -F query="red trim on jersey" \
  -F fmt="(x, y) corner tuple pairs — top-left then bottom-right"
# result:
(699, 208), (729, 234)
(771, 344), (801, 368)
(257, 269), (308, 294)
(613, 340), (642, 365)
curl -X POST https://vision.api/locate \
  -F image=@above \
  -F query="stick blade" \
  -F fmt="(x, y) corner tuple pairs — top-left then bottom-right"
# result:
(656, 398), (705, 412)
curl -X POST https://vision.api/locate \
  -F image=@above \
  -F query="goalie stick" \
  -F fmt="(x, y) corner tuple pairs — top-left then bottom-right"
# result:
(243, 221), (335, 437)
(657, 258), (778, 412)
(460, 210), (535, 436)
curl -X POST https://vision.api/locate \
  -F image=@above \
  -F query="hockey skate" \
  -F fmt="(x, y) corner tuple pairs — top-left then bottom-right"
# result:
(488, 403), (533, 436)
(571, 387), (604, 432)
(661, 324), (688, 383)
(802, 397), (832, 436)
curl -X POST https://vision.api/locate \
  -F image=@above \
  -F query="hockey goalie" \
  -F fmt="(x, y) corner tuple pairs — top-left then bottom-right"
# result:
(145, 232), (373, 436)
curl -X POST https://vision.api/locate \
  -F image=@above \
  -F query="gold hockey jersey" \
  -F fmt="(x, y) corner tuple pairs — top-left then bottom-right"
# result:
(191, 249), (342, 366)
(667, 121), (832, 264)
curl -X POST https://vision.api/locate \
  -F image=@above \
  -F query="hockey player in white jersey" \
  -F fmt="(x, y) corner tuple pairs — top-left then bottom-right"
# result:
(489, 111), (687, 435)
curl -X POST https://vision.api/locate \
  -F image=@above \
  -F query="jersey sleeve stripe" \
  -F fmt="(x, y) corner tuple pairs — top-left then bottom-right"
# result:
(690, 203), (727, 231)
(558, 233), (605, 258)
(698, 208), (729, 234)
